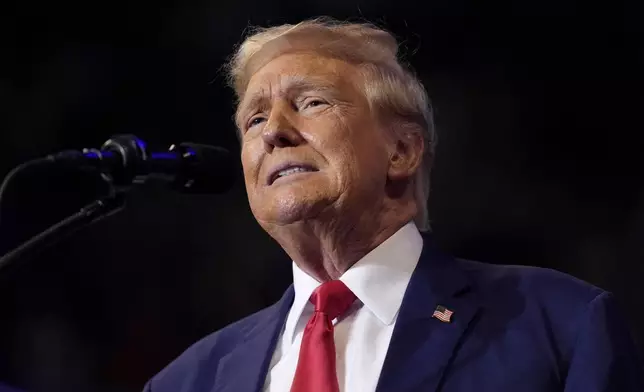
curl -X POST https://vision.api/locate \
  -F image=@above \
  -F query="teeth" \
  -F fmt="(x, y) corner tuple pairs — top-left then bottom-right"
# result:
(277, 167), (311, 178)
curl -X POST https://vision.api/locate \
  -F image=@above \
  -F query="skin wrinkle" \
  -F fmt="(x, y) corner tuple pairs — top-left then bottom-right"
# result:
(240, 52), (423, 281)
(236, 55), (352, 128)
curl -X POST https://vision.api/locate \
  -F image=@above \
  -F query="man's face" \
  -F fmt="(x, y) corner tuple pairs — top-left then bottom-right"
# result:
(238, 52), (391, 227)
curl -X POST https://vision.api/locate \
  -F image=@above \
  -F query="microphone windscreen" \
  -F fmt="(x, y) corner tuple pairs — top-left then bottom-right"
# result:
(171, 143), (239, 194)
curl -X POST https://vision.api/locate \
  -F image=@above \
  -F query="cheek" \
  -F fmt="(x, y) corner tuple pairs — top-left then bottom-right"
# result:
(325, 125), (383, 176)
(240, 142), (262, 187)
(316, 114), (362, 167)
(339, 134), (389, 190)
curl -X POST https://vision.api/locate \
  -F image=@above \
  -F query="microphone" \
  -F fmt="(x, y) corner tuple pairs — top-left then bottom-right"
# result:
(49, 134), (237, 194)
(0, 135), (237, 270)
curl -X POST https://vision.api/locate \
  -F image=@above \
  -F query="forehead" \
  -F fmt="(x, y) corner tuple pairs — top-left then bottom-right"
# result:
(240, 52), (359, 105)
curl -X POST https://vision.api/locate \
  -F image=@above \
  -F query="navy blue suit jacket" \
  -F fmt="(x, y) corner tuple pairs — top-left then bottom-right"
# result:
(144, 236), (643, 391)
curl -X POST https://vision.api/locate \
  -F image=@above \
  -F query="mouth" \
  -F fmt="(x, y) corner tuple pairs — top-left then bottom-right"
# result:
(267, 162), (319, 185)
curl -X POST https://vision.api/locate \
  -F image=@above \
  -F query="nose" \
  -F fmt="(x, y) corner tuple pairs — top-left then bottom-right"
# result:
(261, 104), (304, 153)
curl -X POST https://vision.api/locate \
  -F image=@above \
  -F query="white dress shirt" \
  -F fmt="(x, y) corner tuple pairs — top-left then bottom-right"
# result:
(263, 221), (423, 392)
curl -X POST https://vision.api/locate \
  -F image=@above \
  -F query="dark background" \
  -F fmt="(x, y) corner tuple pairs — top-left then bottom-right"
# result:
(1, 0), (642, 391)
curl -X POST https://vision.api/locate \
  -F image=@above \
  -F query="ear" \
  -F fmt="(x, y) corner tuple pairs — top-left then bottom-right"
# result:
(386, 123), (425, 181)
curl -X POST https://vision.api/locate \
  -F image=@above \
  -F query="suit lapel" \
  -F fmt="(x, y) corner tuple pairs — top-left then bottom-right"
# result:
(213, 286), (294, 392)
(376, 236), (482, 392)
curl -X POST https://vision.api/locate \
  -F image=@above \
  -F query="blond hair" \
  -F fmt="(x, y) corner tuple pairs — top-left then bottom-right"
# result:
(226, 17), (436, 231)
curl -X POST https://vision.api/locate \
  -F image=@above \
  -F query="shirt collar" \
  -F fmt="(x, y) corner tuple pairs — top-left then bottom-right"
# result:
(285, 221), (423, 342)
(283, 259), (320, 344)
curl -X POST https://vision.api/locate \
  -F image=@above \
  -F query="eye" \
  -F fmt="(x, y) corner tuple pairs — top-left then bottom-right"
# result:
(247, 115), (266, 129)
(301, 98), (328, 111)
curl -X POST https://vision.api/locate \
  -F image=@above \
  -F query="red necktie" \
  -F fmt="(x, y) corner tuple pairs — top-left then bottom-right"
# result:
(290, 280), (356, 392)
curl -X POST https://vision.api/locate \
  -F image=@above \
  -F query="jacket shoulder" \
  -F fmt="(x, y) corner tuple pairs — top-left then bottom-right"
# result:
(455, 258), (609, 357)
(456, 258), (605, 306)
(145, 299), (284, 391)
(451, 258), (643, 388)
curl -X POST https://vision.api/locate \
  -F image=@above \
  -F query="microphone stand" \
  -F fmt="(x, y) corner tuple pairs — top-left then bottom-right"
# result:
(0, 134), (236, 273)
(0, 188), (126, 273)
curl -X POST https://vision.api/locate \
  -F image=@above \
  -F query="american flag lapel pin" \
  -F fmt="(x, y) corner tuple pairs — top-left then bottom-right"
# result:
(432, 305), (454, 323)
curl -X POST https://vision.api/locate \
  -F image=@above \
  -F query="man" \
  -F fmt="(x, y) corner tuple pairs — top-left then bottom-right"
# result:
(143, 18), (643, 391)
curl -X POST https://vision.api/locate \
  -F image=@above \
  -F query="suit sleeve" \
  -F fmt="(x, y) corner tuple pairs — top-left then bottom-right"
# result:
(564, 291), (644, 391)
(141, 380), (152, 392)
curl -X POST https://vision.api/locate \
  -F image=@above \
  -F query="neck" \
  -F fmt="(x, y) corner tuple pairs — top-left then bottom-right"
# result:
(263, 200), (417, 281)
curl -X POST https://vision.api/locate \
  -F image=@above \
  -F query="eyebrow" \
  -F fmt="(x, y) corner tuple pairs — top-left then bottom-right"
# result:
(235, 76), (339, 127)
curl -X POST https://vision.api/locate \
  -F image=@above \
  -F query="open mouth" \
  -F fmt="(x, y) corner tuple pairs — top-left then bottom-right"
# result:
(268, 163), (319, 185)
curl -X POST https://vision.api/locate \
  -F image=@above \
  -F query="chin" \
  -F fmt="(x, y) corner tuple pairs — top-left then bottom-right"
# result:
(254, 190), (331, 226)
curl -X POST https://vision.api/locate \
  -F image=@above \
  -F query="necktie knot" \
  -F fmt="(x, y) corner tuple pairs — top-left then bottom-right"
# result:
(310, 280), (356, 321)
